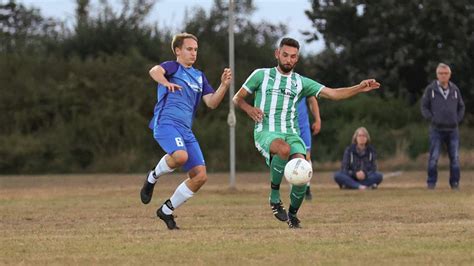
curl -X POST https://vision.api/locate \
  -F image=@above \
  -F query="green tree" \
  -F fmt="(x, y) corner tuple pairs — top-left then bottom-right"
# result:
(0, 0), (289, 173)
(305, 0), (474, 110)
(63, 0), (164, 61)
(0, 0), (63, 54)
(301, 0), (474, 164)
(0, 0), (162, 173)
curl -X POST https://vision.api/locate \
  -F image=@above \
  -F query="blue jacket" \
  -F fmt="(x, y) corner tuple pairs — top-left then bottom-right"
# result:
(421, 80), (465, 130)
(340, 144), (378, 178)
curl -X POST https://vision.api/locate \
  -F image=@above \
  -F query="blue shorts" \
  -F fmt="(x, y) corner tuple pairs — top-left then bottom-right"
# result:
(153, 123), (205, 172)
(299, 123), (311, 151)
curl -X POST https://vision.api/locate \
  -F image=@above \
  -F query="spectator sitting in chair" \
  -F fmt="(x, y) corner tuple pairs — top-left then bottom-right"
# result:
(334, 127), (383, 190)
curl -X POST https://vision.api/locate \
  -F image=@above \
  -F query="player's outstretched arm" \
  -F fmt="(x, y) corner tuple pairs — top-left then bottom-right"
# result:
(319, 79), (380, 101)
(307, 96), (321, 135)
(203, 68), (232, 109)
(149, 65), (182, 92)
(233, 88), (263, 122)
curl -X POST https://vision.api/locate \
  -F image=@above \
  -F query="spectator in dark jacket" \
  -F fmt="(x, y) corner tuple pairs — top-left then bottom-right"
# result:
(421, 63), (465, 190)
(334, 127), (383, 190)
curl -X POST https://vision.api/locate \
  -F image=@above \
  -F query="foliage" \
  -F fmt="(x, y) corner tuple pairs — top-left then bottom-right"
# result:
(304, 0), (474, 109)
(312, 95), (428, 161)
(63, 0), (165, 61)
(1, 0), (473, 173)
(0, 0), (64, 54)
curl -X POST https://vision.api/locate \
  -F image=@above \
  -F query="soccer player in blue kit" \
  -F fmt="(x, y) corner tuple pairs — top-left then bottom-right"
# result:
(297, 96), (321, 200)
(140, 33), (232, 230)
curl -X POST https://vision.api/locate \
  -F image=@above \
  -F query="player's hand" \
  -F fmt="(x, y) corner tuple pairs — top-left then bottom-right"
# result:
(221, 68), (232, 87)
(359, 79), (380, 92)
(163, 82), (182, 92)
(311, 120), (321, 135)
(356, 170), (366, 180)
(247, 107), (264, 122)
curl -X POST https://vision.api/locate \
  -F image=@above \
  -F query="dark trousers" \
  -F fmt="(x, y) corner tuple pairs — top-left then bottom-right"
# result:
(334, 171), (383, 189)
(427, 128), (460, 187)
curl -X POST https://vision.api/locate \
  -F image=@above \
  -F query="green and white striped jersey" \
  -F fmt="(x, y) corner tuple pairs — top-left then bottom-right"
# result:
(243, 67), (324, 134)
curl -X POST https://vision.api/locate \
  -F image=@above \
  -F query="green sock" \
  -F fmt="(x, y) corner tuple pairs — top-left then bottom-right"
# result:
(290, 184), (307, 211)
(269, 155), (288, 203)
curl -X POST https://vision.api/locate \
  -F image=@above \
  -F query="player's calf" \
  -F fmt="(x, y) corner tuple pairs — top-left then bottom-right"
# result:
(189, 173), (207, 190)
(186, 165), (208, 192)
(140, 155), (176, 204)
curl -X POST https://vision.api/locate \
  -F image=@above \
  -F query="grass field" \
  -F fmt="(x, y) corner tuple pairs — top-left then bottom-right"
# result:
(1, 171), (473, 265)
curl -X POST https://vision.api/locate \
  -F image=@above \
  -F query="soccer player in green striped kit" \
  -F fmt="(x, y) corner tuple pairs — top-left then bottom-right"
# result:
(233, 38), (380, 229)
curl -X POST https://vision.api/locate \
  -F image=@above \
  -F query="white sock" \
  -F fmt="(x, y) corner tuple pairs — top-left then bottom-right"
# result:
(155, 155), (175, 176)
(147, 155), (175, 184)
(161, 181), (194, 215)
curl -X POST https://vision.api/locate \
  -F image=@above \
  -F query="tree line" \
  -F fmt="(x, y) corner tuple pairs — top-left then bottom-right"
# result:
(1, 0), (472, 174)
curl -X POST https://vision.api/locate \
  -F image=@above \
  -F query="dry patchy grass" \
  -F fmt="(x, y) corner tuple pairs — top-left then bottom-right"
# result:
(1, 171), (473, 265)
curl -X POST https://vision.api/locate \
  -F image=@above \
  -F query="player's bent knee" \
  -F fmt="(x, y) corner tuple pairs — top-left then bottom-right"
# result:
(171, 150), (188, 167)
(278, 144), (291, 159)
(188, 165), (208, 185)
(197, 173), (208, 184)
(191, 172), (208, 188)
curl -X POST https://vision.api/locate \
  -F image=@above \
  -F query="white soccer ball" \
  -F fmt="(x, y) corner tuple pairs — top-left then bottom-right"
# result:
(284, 158), (313, 185)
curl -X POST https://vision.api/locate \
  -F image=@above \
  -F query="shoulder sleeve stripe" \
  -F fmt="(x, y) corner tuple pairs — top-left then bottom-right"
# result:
(242, 68), (265, 94)
(160, 61), (179, 77)
(242, 85), (253, 94)
(315, 86), (324, 98)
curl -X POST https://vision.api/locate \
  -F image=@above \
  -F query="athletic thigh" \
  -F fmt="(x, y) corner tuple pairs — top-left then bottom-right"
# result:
(285, 133), (307, 158)
(153, 124), (187, 155)
(180, 130), (206, 172)
(254, 131), (286, 165)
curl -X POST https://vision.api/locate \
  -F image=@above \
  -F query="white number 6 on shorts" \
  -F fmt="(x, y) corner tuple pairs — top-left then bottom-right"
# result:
(175, 137), (184, 147)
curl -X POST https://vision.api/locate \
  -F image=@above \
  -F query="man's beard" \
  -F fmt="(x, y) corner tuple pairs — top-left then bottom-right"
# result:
(278, 60), (294, 73)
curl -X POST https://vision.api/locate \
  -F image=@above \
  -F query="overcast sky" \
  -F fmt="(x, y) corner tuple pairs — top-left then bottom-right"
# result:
(16, 0), (324, 54)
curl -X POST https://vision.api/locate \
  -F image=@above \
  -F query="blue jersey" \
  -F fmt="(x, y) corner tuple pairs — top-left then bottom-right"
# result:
(148, 61), (214, 129)
(297, 97), (310, 129)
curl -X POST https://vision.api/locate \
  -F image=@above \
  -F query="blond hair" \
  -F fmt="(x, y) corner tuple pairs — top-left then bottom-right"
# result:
(171, 33), (198, 55)
(351, 127), (371, 144)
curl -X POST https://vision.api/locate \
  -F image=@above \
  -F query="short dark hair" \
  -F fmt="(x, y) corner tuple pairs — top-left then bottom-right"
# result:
(171, 33), (198, 55)
(279, 37), (300, 49)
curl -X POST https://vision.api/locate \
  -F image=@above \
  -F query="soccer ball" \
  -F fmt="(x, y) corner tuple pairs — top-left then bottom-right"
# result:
(284, 158), (313, 185)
